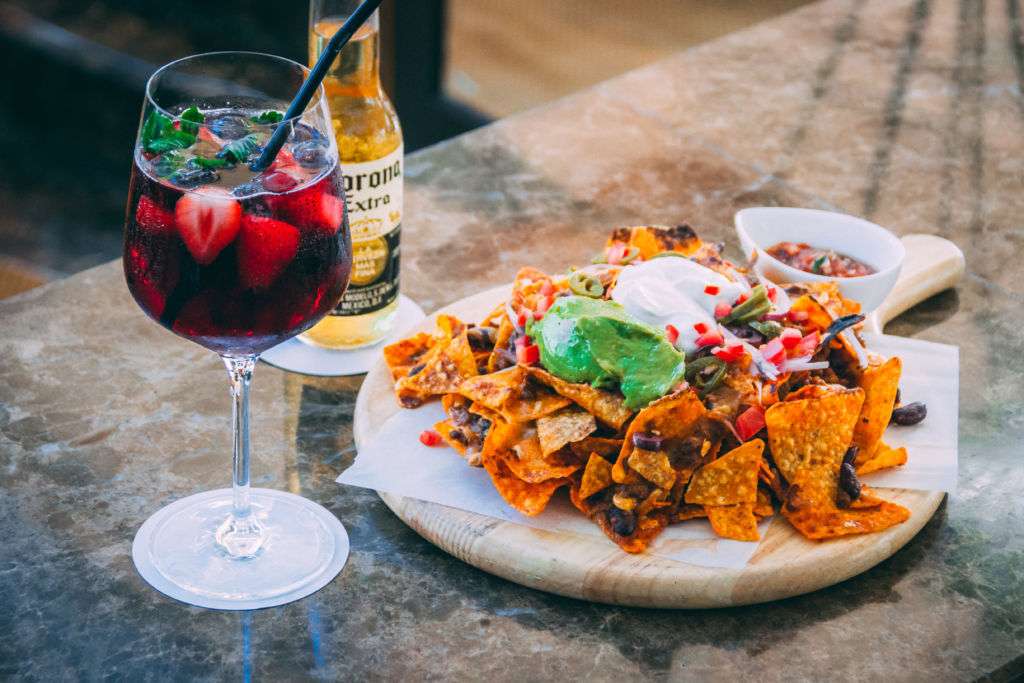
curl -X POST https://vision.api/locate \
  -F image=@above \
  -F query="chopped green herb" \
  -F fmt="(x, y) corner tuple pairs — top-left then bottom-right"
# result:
(219, 134), (261, 163)
(749, 320), (783, 339)
(811, 255), (828, 274)
(179, 106), (205, 135)
(250, 110), (284, 124)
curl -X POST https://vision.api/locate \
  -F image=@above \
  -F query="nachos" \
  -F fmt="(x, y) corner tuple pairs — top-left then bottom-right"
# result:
(384, 225), (926, 553)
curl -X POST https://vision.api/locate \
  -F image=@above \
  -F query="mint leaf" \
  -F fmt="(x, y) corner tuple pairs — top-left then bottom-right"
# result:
(141, 111), (173, 151)
(180, 106), (205, 135)
(191, 155), (229, 169)
(148, 135), (192, 154)
(250, 110), (284, 124)
(219, 134), (260, 163)
(749, 320), (783, 339)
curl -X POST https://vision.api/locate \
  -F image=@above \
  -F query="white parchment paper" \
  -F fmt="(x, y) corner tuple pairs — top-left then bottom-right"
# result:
(340, 334), (958, 568)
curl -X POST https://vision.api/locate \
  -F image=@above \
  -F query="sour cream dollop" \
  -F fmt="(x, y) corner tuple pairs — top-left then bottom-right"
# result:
(611, 258), (746, 354)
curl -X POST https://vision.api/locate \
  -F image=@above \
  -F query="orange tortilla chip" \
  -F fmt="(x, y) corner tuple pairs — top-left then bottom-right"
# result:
(597, 509), (668, 554)
(488, 420), (579, 483)
(569, 437), (622, 462)
(578, 452), (614, 499)
(434, 419), (467, 456)
(396, 326), (478, 400)
(607, 224), (702, 259)
(459, 366), (525, 412)
(685, 439), (763, 506)
(615, 389), (706, 484)
(383, 332), (435, 381)
(486, 316), (514, 373)
(526, 367), (633, 430)
(673, 504), (707, 522)
(856, 441), (908, 475)
(783, 498), (910, 540)
(504, 383), (572, 423)
(764, 386), (865, 489)
(754, 488), (774, 518)
(480, 423), (568, 515)
(536, 406), (597, 456)
(853, 356), (901, 457)
(627, 448), (677, 490)
(706, 504), (759, 541)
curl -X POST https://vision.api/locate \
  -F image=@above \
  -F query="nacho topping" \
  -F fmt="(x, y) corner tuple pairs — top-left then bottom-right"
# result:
(383, 224), (920, 551)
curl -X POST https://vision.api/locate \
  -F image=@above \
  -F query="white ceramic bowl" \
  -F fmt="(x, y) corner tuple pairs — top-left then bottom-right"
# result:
(734, 207), (905, 313)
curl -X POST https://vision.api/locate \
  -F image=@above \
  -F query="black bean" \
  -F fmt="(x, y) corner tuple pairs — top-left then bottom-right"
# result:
(467, 326), (496, 349)
(890, 401), (927, 426)
(449, 403), (471, 426)
(842, 446), (859, 467)
(632, 432), (665, 450)
(838, 462), (861, 504)
(448, 429), (467, 445)
(407, 363), (425, 377)
(607, 507), (636, 537)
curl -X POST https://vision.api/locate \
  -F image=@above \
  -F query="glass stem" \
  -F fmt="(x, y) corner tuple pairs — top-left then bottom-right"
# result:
(216, 354), (265, 558)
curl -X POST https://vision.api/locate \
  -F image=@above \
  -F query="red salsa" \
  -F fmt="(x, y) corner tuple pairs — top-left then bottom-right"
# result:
(766, 242), (876, 277)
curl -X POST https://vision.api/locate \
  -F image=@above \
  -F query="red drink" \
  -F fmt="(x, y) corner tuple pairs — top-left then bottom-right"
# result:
(124, 107), (352, 356)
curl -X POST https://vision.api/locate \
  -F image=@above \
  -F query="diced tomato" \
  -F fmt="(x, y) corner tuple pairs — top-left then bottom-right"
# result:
(516, 311), (528, 328)
(693, 321), (709, 335)
(793, 330), (820, 357)
(704, 284), (720, 296)
(735, 406), (766, 441)
(665, 324), (679, 344)
(711, 344), (745, 363)
(767, 286), (777, 302)
(735, 292), (750, 305)
(779, 327), (803, 350)
(787, 309), (809, 323)
(695, 330), (724, 348)
(759, 338), (786, 366)
(536, 294), (554, 314)
(516, 342), (540, 365)
(419, 429), (443, 447)
(714, 302), (732, 319)
(532, 312), (544, 322)
(539, 280), (555, 297)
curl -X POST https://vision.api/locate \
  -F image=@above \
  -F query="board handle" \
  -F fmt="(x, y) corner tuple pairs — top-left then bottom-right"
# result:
(864, 234), (965, 334)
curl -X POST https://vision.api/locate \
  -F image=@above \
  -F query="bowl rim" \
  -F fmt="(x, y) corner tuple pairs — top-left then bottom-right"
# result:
(734, 207), (905, 284)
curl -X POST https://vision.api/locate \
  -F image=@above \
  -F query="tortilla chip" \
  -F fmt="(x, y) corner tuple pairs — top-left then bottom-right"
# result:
(853, 356), (901, 457)
(596, 509), (669, 554)
(480, 423), (568, 515)
(673, 503), (707, 522)
(614, 389), (706, 484)
(627, 448), (677, 490)
(536, 406), (597, 456)
(856, 441), (908, 475)
(754, 487), (775, 518)
(526, 367), (633, 430)
(607, 224), (702, 259)
(459, 366), (570, 422)
(764, 386), (865, 490)
(579, 452), (614, 499)
(783, 498), (910, 540)
(479, 301), (508, 328)
(383, 332), (435, 381)
(786, 294), (834, 333)
(396, 326), (478, 401)
(685, 439), (763, 506)
(706, 503), (759, 541)
(569, 437), (623, 463)
(486, 316), (514, 373)
(434, 419), (467, 455)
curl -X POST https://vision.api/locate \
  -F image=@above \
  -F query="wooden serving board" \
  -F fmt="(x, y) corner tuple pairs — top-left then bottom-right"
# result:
(352, 234), (963, 608)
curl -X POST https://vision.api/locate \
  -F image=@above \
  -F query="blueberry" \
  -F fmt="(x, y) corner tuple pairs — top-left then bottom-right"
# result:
(208, 114), (251, 140)
(293, 140), (329, 169)
(170, 167), (219, 188)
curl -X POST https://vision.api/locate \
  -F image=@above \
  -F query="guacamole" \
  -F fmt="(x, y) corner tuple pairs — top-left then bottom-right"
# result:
(527, 296), (686, 409)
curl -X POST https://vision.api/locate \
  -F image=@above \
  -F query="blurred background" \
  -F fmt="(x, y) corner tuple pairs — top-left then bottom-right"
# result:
(0, 0), (811, 298)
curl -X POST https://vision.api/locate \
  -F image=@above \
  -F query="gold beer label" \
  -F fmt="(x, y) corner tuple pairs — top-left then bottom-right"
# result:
(333, 145), (403, 316)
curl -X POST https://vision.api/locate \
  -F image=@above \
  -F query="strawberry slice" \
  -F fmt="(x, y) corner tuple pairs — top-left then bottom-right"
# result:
(135, 195), (176, 235)
(267, 182), (344, 234)
(175, 189), (242, 265)
(237, 215), (300, 290)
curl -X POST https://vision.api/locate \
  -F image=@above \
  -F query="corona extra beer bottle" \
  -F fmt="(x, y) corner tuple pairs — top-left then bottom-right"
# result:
(302, 0), (403, 348)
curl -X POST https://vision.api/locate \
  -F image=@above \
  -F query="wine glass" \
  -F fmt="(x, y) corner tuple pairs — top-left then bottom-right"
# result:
(124, 52), (352, 608)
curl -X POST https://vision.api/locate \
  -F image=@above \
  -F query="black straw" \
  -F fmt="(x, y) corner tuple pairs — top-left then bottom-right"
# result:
(251, 0), (384, 172)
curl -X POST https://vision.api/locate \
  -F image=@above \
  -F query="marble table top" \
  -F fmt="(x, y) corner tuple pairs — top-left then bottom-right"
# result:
(2, 0), (1023, 679)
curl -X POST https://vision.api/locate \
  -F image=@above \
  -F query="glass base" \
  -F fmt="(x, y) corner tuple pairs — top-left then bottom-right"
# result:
(133, 488), (349, 610)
